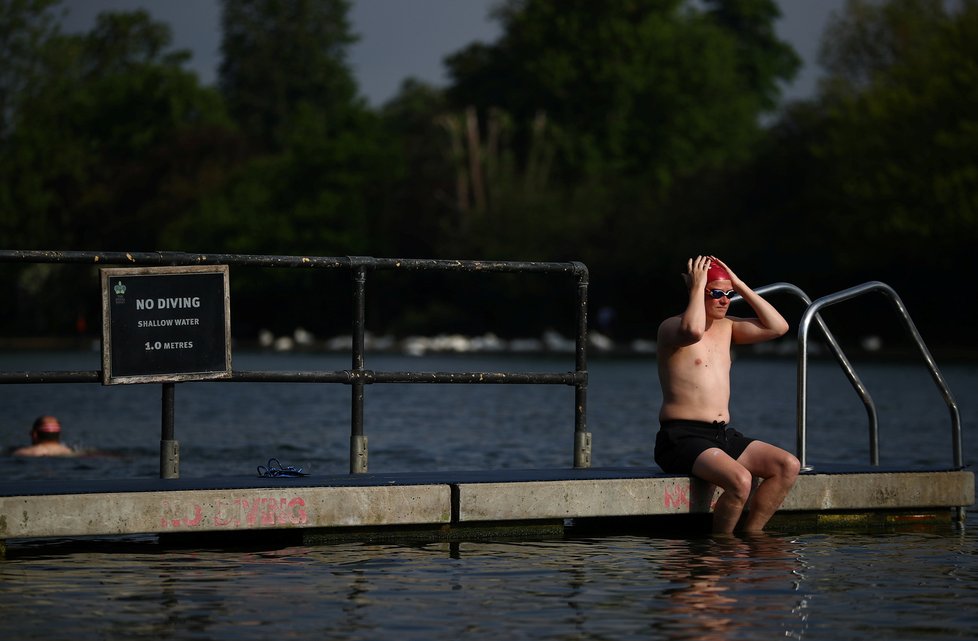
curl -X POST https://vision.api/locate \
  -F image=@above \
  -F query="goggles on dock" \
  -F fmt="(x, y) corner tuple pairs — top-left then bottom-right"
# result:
(257, 458), (307, 478)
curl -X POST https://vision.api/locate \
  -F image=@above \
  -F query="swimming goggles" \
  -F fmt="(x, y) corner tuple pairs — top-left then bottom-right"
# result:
(257, 458), (308, 478)
(706, 288), (736, 299)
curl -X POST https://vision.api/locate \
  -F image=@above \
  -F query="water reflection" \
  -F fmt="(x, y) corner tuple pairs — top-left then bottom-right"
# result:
(4, 527), (978, 641)
(655, 534), (807, 641)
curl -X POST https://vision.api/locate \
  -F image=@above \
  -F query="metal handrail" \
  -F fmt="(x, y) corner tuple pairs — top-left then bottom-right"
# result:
(797, 281), (962, 471)
(732, 283), (879, 469)
(0, 250), (592, 476)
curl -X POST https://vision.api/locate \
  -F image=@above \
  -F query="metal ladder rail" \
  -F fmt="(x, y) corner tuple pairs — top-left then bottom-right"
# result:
(797, 281), (962, 472)
(733, 282), (879, 470)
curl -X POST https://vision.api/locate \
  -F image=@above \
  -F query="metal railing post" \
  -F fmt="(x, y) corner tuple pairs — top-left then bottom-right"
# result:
(160, 382), (179, 479)
(796, 321), (811, 470)
(884, 289), (963, 469)
(350, 262), (368, 473)
(573, 263), (591, 468)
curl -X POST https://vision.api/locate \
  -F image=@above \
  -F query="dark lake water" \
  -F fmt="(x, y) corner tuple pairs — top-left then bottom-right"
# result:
(0, 350), (975, 640)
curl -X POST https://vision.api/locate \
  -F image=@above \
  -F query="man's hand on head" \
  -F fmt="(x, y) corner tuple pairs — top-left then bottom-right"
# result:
(687, 255), (711, 291)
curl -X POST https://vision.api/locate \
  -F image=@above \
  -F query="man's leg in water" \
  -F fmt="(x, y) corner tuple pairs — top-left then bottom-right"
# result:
(691, 449), (755, 534)
(736, 441), (801, 531)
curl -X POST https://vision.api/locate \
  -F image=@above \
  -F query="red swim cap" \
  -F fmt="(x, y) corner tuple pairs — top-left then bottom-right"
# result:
(33, 415), (61, 434)
(707, 261), (731, 283)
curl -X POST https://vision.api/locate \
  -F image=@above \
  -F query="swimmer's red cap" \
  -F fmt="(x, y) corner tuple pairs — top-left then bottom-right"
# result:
(33, 416), (61, 433)
(707, 261), (731, 283)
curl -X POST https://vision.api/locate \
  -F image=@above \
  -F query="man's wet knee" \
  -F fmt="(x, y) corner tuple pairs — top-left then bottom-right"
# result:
(725, 467), (754, 503)
(781, 453), (801, 481)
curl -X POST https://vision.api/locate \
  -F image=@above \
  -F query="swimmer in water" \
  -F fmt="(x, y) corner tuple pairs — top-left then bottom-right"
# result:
(12, 415), (76, 457)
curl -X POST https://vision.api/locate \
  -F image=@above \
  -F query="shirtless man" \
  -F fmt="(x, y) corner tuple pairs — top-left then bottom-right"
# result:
(13, 415), (75, 457)
(655, 256), (800, 533)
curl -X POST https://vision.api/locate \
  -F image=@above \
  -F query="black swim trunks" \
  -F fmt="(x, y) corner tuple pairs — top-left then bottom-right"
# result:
(654, 419), (755, 474)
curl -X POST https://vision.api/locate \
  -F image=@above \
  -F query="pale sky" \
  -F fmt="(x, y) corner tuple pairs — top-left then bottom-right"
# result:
(59, 0), (847, 106)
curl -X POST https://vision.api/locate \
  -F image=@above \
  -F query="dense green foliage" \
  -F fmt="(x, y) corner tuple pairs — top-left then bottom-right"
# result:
(1, 0), (975, 349)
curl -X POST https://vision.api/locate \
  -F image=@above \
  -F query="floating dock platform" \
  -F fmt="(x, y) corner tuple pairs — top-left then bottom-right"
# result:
(1, 466), (973, 553)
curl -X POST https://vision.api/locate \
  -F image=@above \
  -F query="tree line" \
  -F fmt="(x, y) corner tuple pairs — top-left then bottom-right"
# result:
(2, 0), (975, 351)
